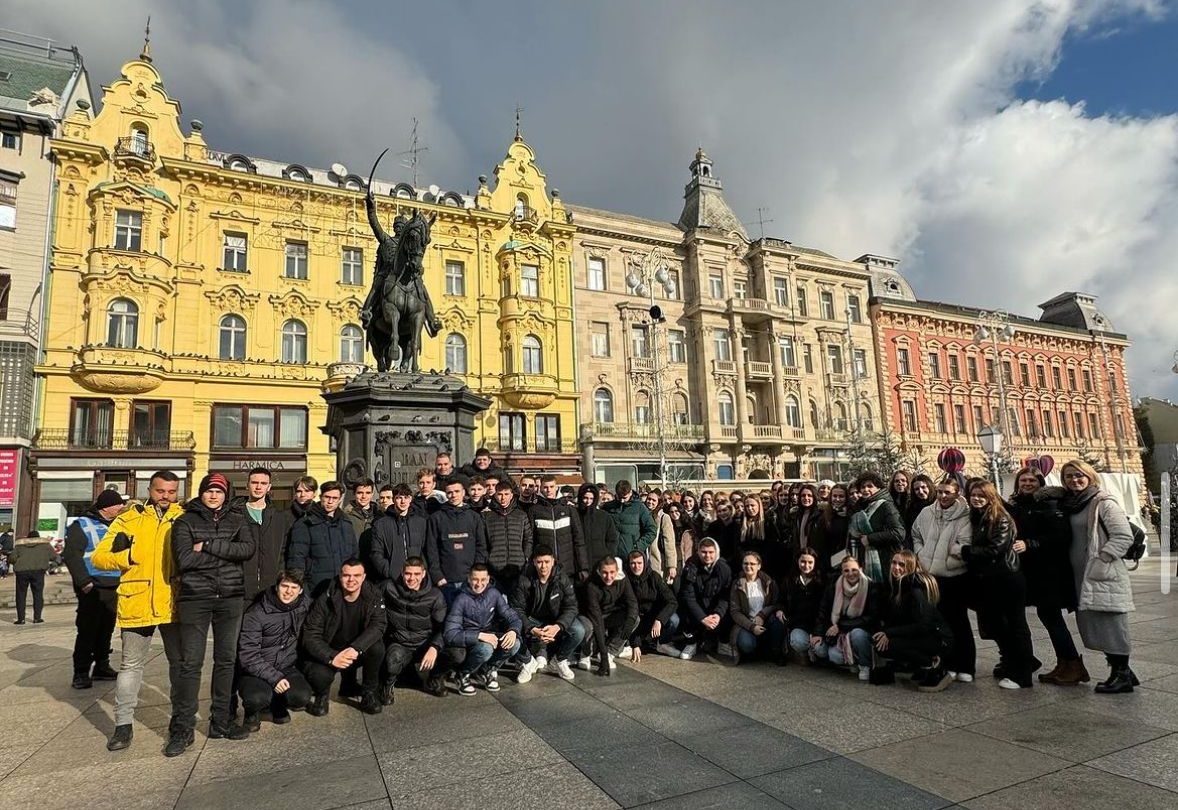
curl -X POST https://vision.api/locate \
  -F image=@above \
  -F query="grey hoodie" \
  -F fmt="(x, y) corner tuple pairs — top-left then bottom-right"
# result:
(911, 497), (971, 578)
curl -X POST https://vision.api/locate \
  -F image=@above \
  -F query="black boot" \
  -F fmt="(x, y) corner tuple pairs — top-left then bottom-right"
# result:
(243, 712), (261, 733)
(1095, 667), (1134, 694)
(90, 661), (118, 680)
(208, 721), (250, 740)
(71, 672), (93, 690)
(359, 690), (383, 715)
(307, 693), (330, 717)
(106, 724), (133, 751)
(163, 729), (195, 757)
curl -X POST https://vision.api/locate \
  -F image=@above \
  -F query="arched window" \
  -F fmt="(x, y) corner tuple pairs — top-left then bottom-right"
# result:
(746, 395), (757, 424)
(784, 395), (801, 428)
(445, 333), (467, 373)
(339, 324), (363, 363)
(718, 391), (735, 426)
(130, 125), (148, 156)
(281, 319), (307, 364)
(594, 388), (614, 423)
(106, 298), (138, 348)
(218, 314), (246, 360)
(861, 402), (874, 431)
(635, 391), (652, 424)
(672, 393), (689, 425)
(514, 193), (528, 219)
(522, 334), (543, 374)
(809, 399), (820, 429)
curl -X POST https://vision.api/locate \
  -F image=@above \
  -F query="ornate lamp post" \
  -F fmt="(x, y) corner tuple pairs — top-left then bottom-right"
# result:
(977, 424), (1004, 488)
(625, 247), (677, 488)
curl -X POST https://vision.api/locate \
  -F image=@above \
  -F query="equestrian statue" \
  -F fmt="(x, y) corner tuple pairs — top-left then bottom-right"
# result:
(361, 148), (441, 373)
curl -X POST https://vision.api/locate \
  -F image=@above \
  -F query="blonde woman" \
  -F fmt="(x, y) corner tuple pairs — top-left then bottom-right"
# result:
(875, 551), (954, 692)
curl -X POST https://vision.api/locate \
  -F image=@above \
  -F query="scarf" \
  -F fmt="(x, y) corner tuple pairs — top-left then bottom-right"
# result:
(831, 574), (870, 665)
(1062, 485), (1100, 515)
(799, 509), (813, 543)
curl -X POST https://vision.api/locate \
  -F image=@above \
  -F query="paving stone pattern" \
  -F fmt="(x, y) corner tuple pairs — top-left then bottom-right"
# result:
(0, 557), (1176, 809)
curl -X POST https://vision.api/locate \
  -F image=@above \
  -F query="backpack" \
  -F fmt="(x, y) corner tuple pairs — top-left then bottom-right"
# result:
(1098, 513), (1147, 570)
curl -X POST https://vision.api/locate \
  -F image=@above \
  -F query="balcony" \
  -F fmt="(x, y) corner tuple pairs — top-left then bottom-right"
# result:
(746, 361), (772, 380)
(627, 357), (655, 374)
(789, 427), (807, 440)
(720, 426), (738, 439)
(479, 438), (580, 455)
(828, 372), (849, 387)
(781, 365), (800, 378)
(71, 345), (167, 394)
(712, 359), (736, 375)
(33, 429), (196, 452)
(113, 136), (156, 167)
(751, 424), (783, 440)
(511, 205), (541, 232)
(581, 422), (705, 442)
(815, 428), (846, 442)
(499, 372), (559, 410)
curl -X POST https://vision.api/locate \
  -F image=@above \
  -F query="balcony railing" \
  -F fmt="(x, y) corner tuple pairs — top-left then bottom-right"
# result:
(729, 296), (771, 314)
(751, 424), (783, 439)
(479, 438), (580, 455)
(720, 426), (738, 439)
(781, 365), (800, 378)
(747, 361), (772, 379)
(33, 429), (196, 451)
(828, 372), (849, 386)
(582, 422), (705, 442)
(712, 359), (736, 375)
(113, 136), (155, 162)
(627, 357), (655, 374)
(790, 427), (807, 440)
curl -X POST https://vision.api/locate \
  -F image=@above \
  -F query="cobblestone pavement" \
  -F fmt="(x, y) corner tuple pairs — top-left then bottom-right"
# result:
(2, 556), (1176, 809)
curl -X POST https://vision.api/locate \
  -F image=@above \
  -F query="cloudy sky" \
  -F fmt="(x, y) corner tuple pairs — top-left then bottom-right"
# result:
(11, 0), (1178, 398)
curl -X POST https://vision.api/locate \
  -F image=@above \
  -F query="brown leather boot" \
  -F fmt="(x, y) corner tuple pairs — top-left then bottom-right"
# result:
(1052, 658), (1090, 685)
(1038, 661), (1065, 684)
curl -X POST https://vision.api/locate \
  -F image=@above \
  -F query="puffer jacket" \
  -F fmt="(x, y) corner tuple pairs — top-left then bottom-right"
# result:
(481, 499), (533, 581)
(911, 498), (971, 578)
(172, 497), (257, 602)
(443, 583), (522, 646)
(369, 508), (428, 583)
(426, 501), (488, 585)
(1073, 493), (1135, 614)
(383, 576), (446, 649)
(679, 557), (732, 625)
(629, 566), (678, 626)
(602, 496), (656, 558)
(286, 504), (359, 594)
(509, 565), (579, 634)
(1008, 487), (1075, 610)
(962, 511), (1016, 578)
(577, 484), (619, 565)
(237, 587), (310, 686)
(9, 536), (54, 573)
(528, 496), (587, 575)
(302, 579), (386, 664)
(91, 501), (185, 628)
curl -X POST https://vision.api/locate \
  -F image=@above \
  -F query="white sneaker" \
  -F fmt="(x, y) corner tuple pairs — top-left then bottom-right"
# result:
(946, 670), (958, 679)
(516, 658), (538, 684)
(656, 643), (680, 658)
(553, 659), (576, 681)
(607, 654), (617, 670)
(955, 672), (974, 683)
(680, 643), (698, 660)
(578, 656), (593, 671)
(617, 645), (633, 659)
(534, 655), (548, 673)
(997, 677), (1024, 690)
(858, 666), (871, 682)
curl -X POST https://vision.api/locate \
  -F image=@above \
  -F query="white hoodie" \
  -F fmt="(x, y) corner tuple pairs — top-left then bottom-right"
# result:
(912, 497), (971, 578)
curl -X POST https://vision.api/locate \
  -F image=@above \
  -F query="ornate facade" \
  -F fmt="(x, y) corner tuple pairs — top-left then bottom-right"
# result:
(32, 45), (578, 519)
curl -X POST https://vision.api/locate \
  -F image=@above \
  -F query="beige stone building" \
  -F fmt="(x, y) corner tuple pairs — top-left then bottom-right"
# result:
(0, 30), (91, 528)
(572, 150), (881, 484)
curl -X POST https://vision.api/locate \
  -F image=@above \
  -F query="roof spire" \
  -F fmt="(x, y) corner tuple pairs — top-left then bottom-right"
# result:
(514, 103), (524, 142)
(140, 16), (152, 63)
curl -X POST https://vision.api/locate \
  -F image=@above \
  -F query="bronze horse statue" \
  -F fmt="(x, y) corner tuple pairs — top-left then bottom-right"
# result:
(366, 208), (436, 373)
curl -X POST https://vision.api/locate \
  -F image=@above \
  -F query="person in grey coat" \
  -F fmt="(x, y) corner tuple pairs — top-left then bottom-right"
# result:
(1059, 460), (1136, 694)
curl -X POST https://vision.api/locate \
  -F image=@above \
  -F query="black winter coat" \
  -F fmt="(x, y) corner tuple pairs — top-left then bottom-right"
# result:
(302, 580), (386, 664)
(578, 501), (619, 566)
(679, 557), (732, 624)
(878, 576), (952, 646)
(582, 575), (639, 652)
(509, 566), (580, 634)
(529, 496), (588, 575)
(706, 518), (744, 568)
(241, 503), (291, 601)
(963, 511), (1017, 579)
(783, 574), (825, 632)
(1008, 489), (1075, 610)
(286, 505), (359, 595)
(425, 502), (488, 585)
(383, 577), (446, 649)
(172, 499), (256, 602)
(481, 500), (533, 581)
(237, 587), (309, 685)
(629, 567), (678, 626)
(369, 509), (428, 583)
(852, 490), (905, 574)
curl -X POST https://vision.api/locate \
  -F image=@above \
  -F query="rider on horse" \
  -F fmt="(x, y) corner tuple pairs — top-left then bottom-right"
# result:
(362, 190), (440, 337)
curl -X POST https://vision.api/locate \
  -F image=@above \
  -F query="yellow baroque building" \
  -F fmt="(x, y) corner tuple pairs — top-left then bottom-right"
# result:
(32, 46), (578, 517)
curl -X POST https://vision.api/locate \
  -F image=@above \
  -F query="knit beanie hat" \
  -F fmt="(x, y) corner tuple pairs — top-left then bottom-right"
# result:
(95, 489), (126, 510)
(199, 473), (230, 494)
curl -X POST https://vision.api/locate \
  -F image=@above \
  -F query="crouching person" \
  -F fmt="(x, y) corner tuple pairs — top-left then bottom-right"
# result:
(729, 551), (786, 665)
(675, 538), (732, 660)
(511, 545), (584, 682)
(626, 551), (679, 661)
(579, 556), (639, 676)
(874, 550), (955, 692)
(381, 557), (452, 704)
(443, 563), (521, 695)
(301, 559), (386, 716)
(812, 555), (882, 680)
(237, 570), (313, 730)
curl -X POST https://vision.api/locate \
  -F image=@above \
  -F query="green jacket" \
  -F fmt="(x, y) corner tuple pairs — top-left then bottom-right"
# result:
(10, 538), (54, 573)
(602, 497), (657, 557)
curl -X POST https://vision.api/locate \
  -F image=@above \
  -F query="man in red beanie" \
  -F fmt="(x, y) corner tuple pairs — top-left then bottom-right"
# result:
(168, 472), (256, 756)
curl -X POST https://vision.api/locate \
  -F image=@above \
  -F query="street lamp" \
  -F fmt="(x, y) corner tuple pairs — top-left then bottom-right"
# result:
(626, 247), (677, 488)
(973, 311), (1015, 443)
(977, 424), (1004, 488)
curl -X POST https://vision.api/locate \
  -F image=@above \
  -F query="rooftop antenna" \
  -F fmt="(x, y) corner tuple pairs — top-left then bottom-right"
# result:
(140, 16), (152, 62)
(396, 118), (429, 188)
(514, 103), (524, 141)
(751, 207), (774, 239)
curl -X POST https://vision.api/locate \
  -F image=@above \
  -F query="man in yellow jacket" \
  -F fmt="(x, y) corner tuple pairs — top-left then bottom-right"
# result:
(91, 470), (185, 753)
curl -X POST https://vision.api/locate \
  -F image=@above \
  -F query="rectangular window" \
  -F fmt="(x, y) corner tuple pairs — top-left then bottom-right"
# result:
(967, 355), (979, 382)
(114, 209), (142, 251)
(631, 325), (651, 359)
(1052, 366), (1062, 390)
(666, 269), (681, 300)
(284, 241), (308, 279)
(587, 256), (606, 291)
(928, 352), (941, 379)
(709, 273), (724, 299)
(826, 344), (844, 375)
(1082, 369), (1093, 392)
(499, 413), (526, 452)
(590, 322), (610, 357)
(897, 347), (912, 376)
(795, 285), (808, 316)
(535, 414), (561, 452)
(948, 354), (960, 380)
(444, 260), (465, 296)
(667, 329), (687, 363)
(0, 273), (9, 320)
(973, 405), (984, 431)
(1067, 368), (1077, 390)
(1003, 361), (1014, 386)
(779, 336), (796, 368)
(1059, 410), (1070, 438)
(902, 400), (918, 433)
(853, 348), (868, 379)
(773, 277), (789, 307)
(222, 233), (247, 272)
(985, 358), (996, 383)
(130, 401), (171, 448)
(521, 264), (539, 297)
(212, 405), (307, 449)
(712, 328), (732, 362)
(733, 278), (747, 300)
(1075, 410), (1085, 439)
(934, 404), (947, 434)
(1089, 412), (1101, 438)
(1005, 407), (1021, 437)
(70, 398), (115, 448)
(1036, 365), (1047, 388)
(847, 294), (862, 323)
(341, 247), (363, 286)
(0, 177), (16, 228)
(1026, 408), (1038, 438)
(819, 290), (835, 320)
(1042, 409), (1054, 438)
(1020, 362), (1031, 386)
(802, 343), (814, 374)
(954, 404), (966, 434)
(1, 131), (20, 150)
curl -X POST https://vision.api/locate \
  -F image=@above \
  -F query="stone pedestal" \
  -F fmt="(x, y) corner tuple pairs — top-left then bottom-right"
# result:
(322, 370), (492, 489)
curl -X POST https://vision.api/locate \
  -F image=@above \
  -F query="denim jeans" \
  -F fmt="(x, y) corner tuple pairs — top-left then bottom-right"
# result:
(459, 638), (521, 674)
(174, 597), (244, 732)
(825, 627), (873, 667)
(788, 627), (813, 654)
(633, 611), (680, 651)
(735, 614), (786, 655)
(114, 623), (183, 726)
(521, 619), (587, 663)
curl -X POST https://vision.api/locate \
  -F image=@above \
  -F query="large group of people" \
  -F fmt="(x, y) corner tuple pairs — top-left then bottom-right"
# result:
(42, 447), (1143, 757)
